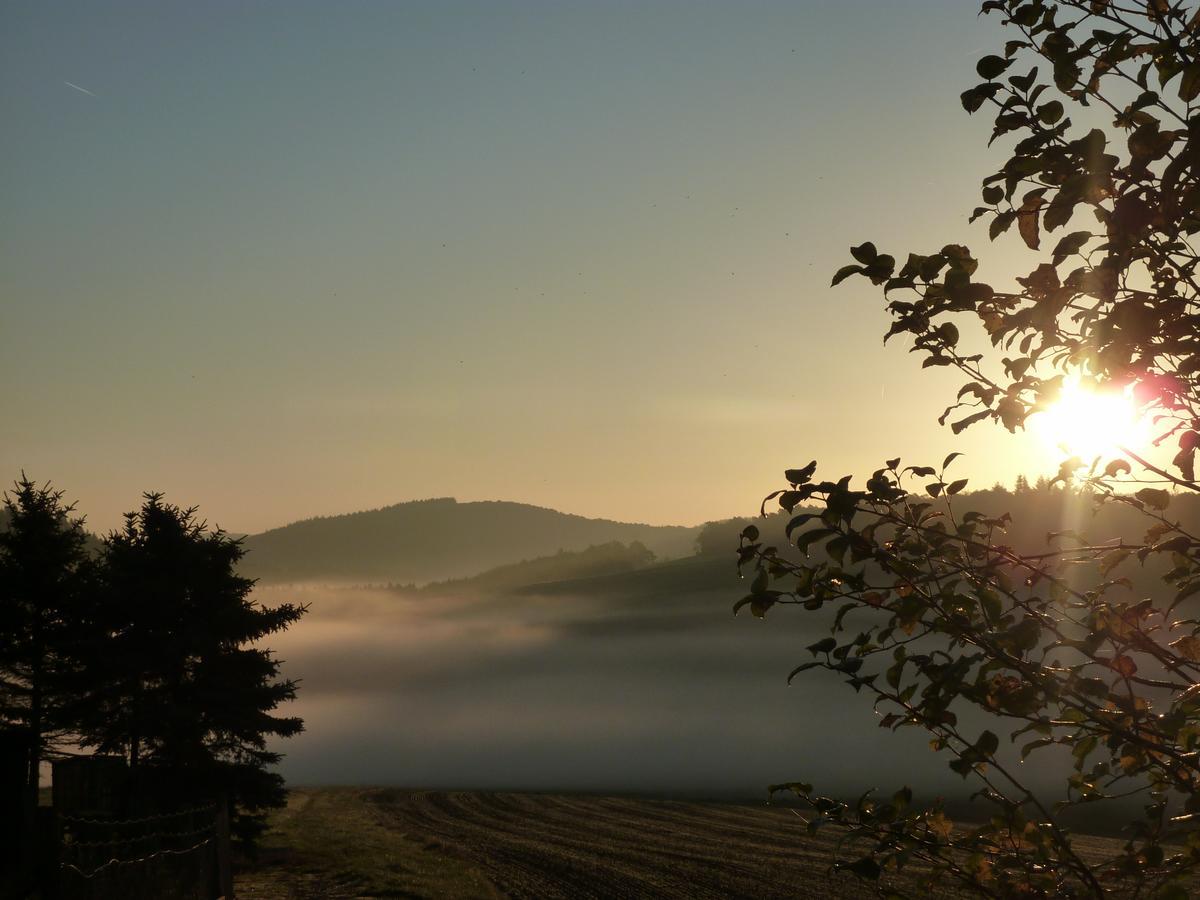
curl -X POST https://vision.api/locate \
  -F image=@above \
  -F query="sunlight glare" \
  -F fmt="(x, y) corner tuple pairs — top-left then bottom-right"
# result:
(1028, 378), (1151, 462)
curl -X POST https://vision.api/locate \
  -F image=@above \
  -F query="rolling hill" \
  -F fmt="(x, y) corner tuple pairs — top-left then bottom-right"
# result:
(238, 497), (702, 585)
(419, 540), (658, 597)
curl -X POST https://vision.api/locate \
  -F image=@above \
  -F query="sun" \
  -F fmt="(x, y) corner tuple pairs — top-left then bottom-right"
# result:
(1028, 378), (1152, 462)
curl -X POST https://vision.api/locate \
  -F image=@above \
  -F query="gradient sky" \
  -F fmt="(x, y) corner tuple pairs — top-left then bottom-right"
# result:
(2, 1), (1060, 534)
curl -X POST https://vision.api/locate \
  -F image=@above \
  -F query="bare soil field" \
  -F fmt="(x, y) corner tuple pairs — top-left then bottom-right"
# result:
(234, 787), (1005, 899)
(237, 788), (1170, 899)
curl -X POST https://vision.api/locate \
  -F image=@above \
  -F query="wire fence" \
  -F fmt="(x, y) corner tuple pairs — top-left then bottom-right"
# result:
(57, 803), (222, 899)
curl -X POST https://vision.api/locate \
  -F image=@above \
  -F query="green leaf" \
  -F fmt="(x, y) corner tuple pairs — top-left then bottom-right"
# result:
(976, 55), (1011, 80)
(808, 637), (837, 655)
(1136, 487), (1171, 510)
(951, 410), (991, 434)
(1017, 193), (1043, 250)
(1051, 231), (1091, 263)
(778, 490), (806, 512)
(750, 596), (775, 618)
(785, 513), (819, 537)
(1099, 548), (1130, 575)
(850, 242), (878, 265)
(947, 478), (969, 495)
(1180, 62), (1200, 102)
(975, 730), (999, 756)
(786, 662), (821, 683)
(1037, 100), (1064, 124)
(949, 757), (974, 778)
(831, 264), (864, 286)
(937, 322), (959, 347)
(978, 588), (1002, 624)
(1104, 458), (1131, 477)
(1021, 738), (1054, 759)
(796, 527), (836, 554)
(785, 461), (817, 485)
(960, 86), (987, 113)
(1153, 536), (1192, 554)
(989, 210), (1016, 240)
(1052, 56), (1081, 93)
(1043, 194), (1076, 232)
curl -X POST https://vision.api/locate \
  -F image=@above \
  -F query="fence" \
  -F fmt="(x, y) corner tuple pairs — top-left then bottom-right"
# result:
(0, 750), (234, 899)
(56, 802), (228, 900)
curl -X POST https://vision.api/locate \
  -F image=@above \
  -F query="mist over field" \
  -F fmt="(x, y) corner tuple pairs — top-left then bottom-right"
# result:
(262, 581), (907, 794)
(249, 486), (1196, 803)
(260, 573), (1053, 801)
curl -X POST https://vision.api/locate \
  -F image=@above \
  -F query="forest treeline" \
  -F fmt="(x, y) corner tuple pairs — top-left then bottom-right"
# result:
(704, 478), (1200, 555)
(417, 540), (657, 597)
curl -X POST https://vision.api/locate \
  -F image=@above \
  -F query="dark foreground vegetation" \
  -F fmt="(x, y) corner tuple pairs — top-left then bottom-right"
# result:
(2, 478), (307, 897)
(731, 0), (1200, 894)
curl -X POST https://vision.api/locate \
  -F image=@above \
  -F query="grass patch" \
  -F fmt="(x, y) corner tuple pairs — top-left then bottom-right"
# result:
(235, 787), (495, 899)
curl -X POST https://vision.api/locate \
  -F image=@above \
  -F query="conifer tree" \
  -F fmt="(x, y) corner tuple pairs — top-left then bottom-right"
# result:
(82, 493), (305, 846)
(0, 475), (92, 789)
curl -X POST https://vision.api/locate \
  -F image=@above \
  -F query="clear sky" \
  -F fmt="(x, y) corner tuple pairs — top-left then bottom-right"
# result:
(2, 1), (1060, 534)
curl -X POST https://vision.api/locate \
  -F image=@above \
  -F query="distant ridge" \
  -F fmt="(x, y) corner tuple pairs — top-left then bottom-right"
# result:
(419, 540), (658, 597)
(239, 497), (701, 585)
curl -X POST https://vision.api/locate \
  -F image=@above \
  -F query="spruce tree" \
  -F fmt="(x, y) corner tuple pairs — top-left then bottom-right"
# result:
(0, 475), (92, 789)
(82, 493), (305, 846)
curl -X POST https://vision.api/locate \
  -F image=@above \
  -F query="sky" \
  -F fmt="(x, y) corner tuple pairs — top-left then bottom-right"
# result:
(1, 0), (1063, 535)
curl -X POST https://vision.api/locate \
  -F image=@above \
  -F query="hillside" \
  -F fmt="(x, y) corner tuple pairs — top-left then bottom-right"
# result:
(239, 498), (701, 584)
(420, 540), (657, 597)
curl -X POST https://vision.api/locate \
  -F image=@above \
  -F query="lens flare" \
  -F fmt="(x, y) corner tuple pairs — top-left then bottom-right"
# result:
(1028, 378), (1151, 461)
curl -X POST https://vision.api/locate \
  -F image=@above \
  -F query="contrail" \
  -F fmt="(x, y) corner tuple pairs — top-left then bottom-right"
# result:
(63, 81), (97, 97)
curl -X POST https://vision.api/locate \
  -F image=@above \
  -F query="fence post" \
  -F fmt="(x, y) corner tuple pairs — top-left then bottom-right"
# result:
(0, 730), (32, 899)
(38, 805), (60, 900)
(214, 793), (233, 900)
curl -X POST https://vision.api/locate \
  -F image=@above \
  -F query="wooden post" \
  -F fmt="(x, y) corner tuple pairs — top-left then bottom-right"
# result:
(38, 805), (60, 900)
(0, 730), (33, 899)
(214, 793), (233, 900)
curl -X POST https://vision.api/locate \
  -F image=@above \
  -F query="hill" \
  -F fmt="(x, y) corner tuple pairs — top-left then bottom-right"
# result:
(239, 498), (701, 584)
(692, 484), (1200, 603)
(419, 540), (657, 597)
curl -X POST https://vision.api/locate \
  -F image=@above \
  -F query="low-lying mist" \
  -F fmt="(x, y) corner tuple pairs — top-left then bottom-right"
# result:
(258, 576), (1066, 801)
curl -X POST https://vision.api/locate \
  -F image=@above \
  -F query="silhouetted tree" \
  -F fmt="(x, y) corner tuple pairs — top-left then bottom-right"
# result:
(0, 475), (92, 788)
(81, 494), (305, 846)
(738, 1), (1200, 895)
